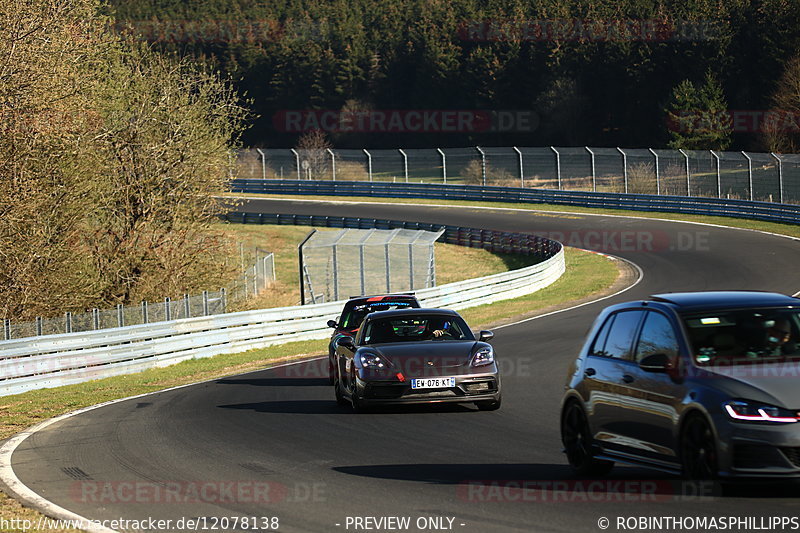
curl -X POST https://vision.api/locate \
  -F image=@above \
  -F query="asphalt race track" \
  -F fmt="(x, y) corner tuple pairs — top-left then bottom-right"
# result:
(10, 199), (800, 533)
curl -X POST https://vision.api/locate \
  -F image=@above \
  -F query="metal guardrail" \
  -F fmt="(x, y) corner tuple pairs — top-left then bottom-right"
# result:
(0, 217), (563, 397)
(230, 179), (800, 225)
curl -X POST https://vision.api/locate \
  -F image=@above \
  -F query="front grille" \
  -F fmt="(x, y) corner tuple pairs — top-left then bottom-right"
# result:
(367, 385), (405, 399)
(404, 389), (458, 398)
(780, 447), (800, 468)
(734, 444), (790, 469)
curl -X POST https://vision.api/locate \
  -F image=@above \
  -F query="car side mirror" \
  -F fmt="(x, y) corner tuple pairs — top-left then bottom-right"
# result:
(639, 353), (674, 373)
(336, 336), (355, 350)
(479, 330), (494, 342)
(327, 320), (338, 328)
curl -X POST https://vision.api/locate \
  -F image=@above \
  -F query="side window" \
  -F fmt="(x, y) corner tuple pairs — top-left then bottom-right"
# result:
(601, 310), (646, 360)
(635, 311), (680, 363)
(590, 315), (616, 356)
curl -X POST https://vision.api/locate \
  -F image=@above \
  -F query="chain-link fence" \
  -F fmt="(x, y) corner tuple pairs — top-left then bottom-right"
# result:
(236, 147), (800, 204)
(3, 249), (276, 340)
(299, 228), (443, 305)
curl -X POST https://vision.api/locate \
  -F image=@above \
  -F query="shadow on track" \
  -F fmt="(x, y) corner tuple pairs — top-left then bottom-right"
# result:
(217, 400), (477, 415)
(216, 377), (330, 387)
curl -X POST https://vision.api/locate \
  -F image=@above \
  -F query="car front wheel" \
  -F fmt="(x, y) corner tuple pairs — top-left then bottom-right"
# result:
(680, 414), (718, 480)
(561, 401), (614, 476)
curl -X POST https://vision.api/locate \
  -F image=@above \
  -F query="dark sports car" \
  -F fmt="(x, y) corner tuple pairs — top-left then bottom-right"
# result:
(333, 308), (501, 412)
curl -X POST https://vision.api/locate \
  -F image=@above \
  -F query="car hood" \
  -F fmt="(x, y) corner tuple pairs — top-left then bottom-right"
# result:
(369, 341), (483, 372)
(703, 362), (800, 408)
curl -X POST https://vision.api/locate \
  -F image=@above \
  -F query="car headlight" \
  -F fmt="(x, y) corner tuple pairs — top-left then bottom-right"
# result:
(359, 352), (388, 369)
(471, 347), (494, 367)
(723, 400), (799, 423)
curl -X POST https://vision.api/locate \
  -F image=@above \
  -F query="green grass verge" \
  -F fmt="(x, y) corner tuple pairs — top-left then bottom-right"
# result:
(227, 193), (800, 239)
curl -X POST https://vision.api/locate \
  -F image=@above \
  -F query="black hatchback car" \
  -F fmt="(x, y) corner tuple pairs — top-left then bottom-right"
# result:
(325, 293), (420, 384)
(561, 291), (800, 480)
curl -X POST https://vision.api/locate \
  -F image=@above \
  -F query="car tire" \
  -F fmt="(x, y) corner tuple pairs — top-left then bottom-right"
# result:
(680, 413), (718, 480)
(561, 401), (614, 476)
(475, 395), (502, 411)
(334, 365), (349, 407)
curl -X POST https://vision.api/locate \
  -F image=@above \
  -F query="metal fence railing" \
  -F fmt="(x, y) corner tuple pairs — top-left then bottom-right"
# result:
(2, 249), (276, 341)
(235, 147), (800, 205)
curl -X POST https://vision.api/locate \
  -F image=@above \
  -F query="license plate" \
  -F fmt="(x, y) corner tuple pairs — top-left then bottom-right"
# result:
(411, 377), (456, 389)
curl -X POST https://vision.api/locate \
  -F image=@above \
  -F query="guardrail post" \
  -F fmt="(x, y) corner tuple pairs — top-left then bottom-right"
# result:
(255, 148), (266, 180)
(202, 291), (209, 316)
(476, 146), (486, 186)
(4, 319), (10, 340)
(35, 317), (42, 336)
(513, 146), (524, 188)
(93, 308), (100, 330)
(142, 300), (149, 324)
(710, 150), (722, 198)
(678, 149), (690, 196)
(290, 148), (301, 179)
(399, 149), (409, 182)
(437, 148), (447, 184)
(617, 147), (628, 194)
(117, 304), (124, 327)
(65, 312), (72, 334)
(648, 148), (660, 195)
(363, 149), (373, 181)
(327, 148), (336, 181)
(550, 147), (561, 190)
(772, 152), (784, 203)
(586, 147), (596, 192)
(742, 151), (754, 201)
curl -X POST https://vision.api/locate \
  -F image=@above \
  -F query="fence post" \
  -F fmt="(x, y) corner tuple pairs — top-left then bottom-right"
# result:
(742, 151), (754, 201)
(550, 147), (561, 190)
(398, 149), (409, 182)
(65, 312), (72, 334)
(117, 304), (124, 327)
(513, 146), (524, 188)
(437, 148), (447, 184)
(164, 297), (171, 321)
(384, 242), (391, 293)
(648, 148), (660, 195)
(678, 149), (690, 196)
(363, 149), (373, 181)
(476, 146), (486, 186)
(202, 291), (209, 316)
(586, 147), (596, 192)
(327, 148), (336, 181)
(36, 317), (42, 336)
(771, 153), (784, 204)
(290, 148), (301, 179)
(711, 150), (722, 198)
(220, 288), (227, 313)
(93, 308), (100, 330)
(142, 301), (148, 324)
(617, 147), (628, 194)
(4, 319), (10, 340)
(184, 294), (190, 318)
(256, 148), (266, 180)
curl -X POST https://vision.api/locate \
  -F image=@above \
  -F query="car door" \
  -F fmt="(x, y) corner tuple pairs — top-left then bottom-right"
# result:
(613, 310), (686, 463)
(582, 309), (646, 453)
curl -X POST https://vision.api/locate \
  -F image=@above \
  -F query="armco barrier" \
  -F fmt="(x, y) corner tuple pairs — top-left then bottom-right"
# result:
(0, 217), (563, 397)
(230, 179), (800, 225)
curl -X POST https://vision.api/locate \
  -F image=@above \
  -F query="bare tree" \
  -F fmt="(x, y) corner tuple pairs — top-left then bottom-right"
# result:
(295, 129), (332, 179)
(763, 56), (800, 153)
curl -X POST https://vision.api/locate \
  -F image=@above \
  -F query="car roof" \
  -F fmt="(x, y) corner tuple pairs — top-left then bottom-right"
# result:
(648, 291), (800, 311)
(362, 308), (461, 320)
(345, 294), (419, 305)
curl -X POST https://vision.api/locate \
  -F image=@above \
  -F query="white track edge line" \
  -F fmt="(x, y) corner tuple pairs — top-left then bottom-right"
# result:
(0, 356), (324, 533)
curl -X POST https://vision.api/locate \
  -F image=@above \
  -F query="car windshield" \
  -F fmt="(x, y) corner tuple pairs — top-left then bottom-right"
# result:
(339, 300), (417, 329)
(362, 315), (474, 344)
(682, 308), (800, 366)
